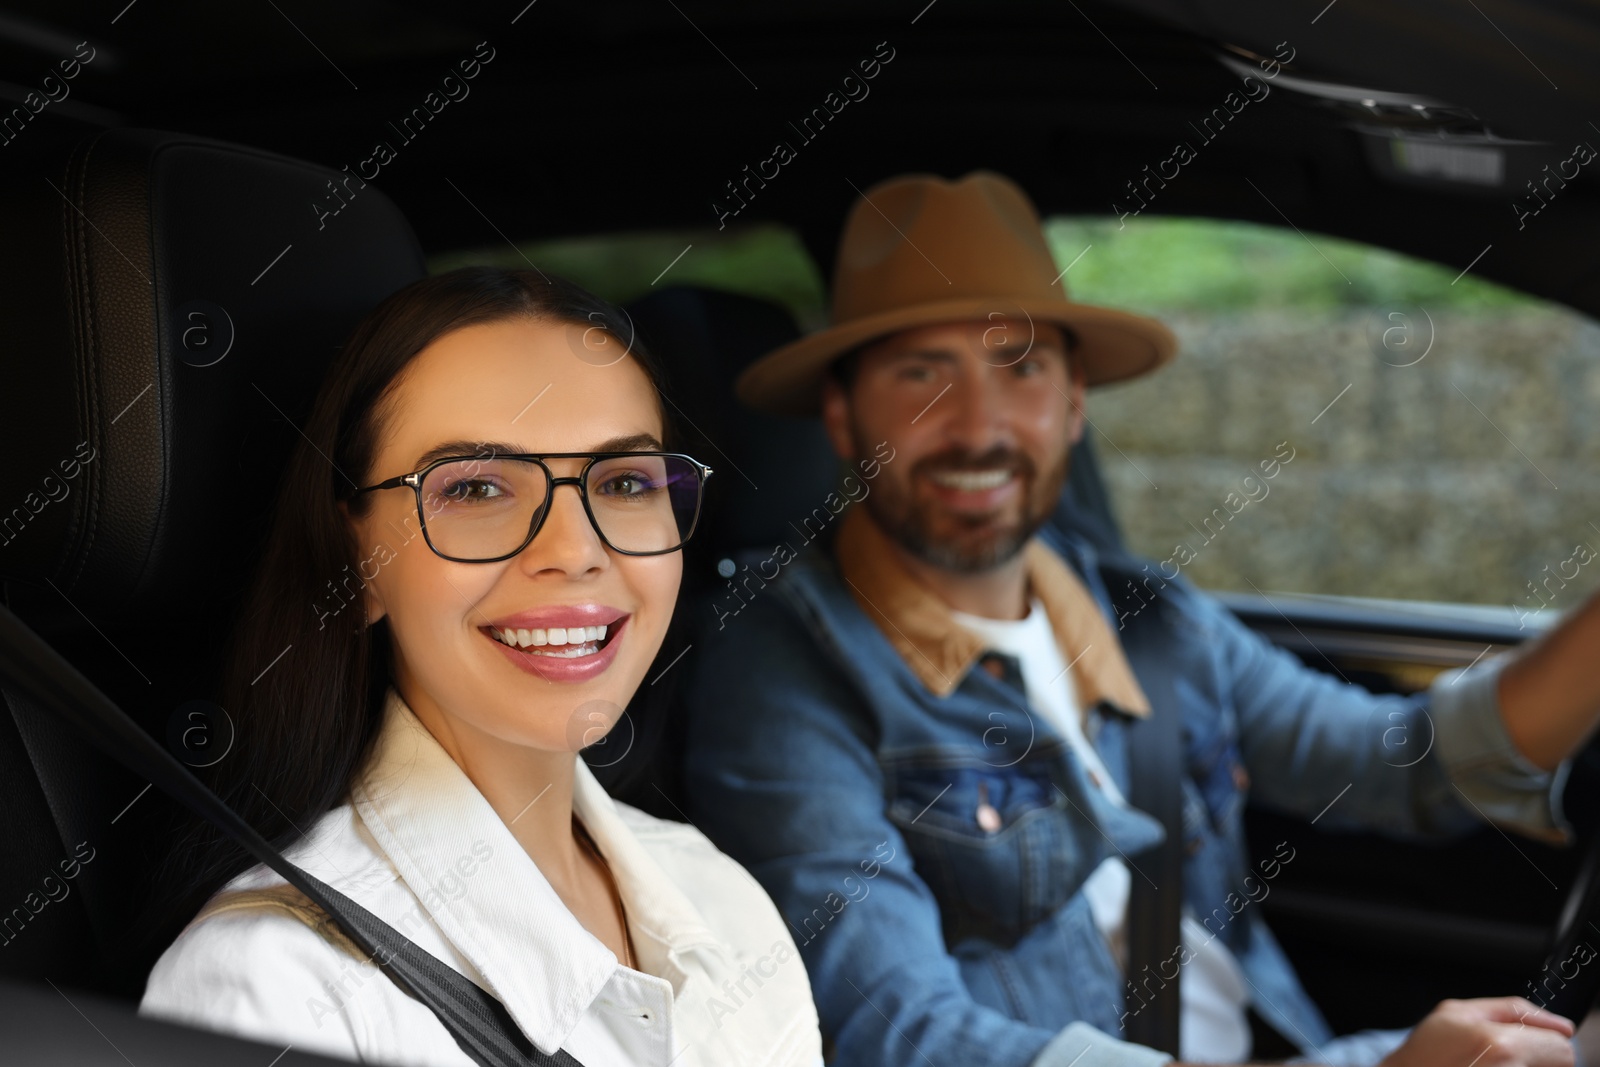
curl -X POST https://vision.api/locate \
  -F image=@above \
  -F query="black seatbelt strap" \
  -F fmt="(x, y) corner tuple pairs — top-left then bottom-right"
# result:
(0, 603), (583, 1067)
(1119, 603), (1185, 1058)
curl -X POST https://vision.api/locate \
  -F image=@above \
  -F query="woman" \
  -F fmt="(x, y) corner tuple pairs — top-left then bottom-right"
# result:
(139, 267), (822, 1067)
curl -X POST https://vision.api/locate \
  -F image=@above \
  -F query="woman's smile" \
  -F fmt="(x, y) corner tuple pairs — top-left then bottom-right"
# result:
(481, 604), (631, 683)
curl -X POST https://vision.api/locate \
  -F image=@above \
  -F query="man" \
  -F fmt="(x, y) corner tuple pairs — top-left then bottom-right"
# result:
(681, 171), (1599, 1067)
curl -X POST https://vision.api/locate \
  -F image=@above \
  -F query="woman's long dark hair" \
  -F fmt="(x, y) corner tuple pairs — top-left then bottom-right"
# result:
(143, 266), (679, 946)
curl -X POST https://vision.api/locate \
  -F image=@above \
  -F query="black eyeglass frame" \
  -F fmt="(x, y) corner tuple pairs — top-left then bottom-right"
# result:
(348, 451), (714, 563)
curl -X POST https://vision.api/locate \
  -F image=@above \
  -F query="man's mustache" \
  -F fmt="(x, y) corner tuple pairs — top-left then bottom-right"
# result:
(912, 449), (1035, 480)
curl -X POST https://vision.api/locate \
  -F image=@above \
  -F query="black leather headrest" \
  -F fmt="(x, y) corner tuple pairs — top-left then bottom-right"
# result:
(626, 285), (839, 576)
(0, 129), (425, 635)
(0, 128), (424, 998)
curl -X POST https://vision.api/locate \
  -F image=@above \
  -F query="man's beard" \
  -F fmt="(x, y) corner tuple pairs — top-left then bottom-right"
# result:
(859, 441), (1070, 573)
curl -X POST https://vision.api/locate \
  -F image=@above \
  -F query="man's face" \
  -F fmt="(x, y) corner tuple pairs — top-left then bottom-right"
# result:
(821, 318), (1086, 572)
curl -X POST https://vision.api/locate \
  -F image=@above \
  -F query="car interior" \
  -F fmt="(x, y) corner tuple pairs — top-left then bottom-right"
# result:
(1, 1), (1599, 1063)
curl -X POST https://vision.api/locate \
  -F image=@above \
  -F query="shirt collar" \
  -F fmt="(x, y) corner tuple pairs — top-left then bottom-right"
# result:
(351, 689), (725, 1055)
(568, 740), (725, 985)
(833, 503), (1150, 717)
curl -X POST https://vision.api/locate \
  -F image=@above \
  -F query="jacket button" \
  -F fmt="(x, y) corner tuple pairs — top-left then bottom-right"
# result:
(982, 656), (1005, 679)
(976, 780), (1002, 833)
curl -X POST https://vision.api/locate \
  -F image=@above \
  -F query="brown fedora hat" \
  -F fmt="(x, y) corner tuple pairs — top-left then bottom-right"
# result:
(736, 170), (1178, 416)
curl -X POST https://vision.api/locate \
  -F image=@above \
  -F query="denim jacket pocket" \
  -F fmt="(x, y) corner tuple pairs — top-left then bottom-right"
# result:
(1188, 723), (1249, 835)
(884, 746), (1107, 947)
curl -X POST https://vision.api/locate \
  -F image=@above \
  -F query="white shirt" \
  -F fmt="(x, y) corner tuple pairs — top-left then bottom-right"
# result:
(140, 689), (823, 1067)
(951, 598), (1252, 1063)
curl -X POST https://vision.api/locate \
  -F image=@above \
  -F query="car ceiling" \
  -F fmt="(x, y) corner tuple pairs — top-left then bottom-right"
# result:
(1, 0), (1597, 315)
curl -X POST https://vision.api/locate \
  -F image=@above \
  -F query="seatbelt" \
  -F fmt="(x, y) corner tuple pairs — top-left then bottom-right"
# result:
(0, 602), (583, 1067)
(1119, 601), (1185, 1059)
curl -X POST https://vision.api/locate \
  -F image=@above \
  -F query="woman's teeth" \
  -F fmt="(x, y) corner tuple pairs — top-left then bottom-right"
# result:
(930, 469), (1013, 491)
(490, 624), (608, 656)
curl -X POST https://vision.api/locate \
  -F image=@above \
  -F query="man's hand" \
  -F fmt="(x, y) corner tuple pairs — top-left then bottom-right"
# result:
(1380, 998), (1574, 1067)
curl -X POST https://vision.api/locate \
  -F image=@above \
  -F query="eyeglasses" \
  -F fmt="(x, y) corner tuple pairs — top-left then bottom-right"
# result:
(349, 451), (713, 562)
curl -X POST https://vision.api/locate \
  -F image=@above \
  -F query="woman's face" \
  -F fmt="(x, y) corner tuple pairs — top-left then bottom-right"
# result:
(347, 316), (681, 755)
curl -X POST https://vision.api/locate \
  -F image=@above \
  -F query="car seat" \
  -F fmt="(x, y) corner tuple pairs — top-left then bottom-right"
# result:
(0, 127), (425, 999)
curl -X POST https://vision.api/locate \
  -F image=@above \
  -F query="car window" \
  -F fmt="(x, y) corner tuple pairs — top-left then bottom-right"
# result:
(429, 223), (828, 330)
(1045, 215), (1600, 627)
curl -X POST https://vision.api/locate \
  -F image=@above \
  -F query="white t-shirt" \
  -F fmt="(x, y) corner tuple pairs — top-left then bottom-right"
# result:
(951, 598), (1252, 1063)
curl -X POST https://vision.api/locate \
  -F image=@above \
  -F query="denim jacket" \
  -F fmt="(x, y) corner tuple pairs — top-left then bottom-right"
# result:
(682, 505), (1565, 1067)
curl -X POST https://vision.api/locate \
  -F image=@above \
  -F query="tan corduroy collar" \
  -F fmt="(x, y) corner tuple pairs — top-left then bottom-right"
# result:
(834, 504), (1150, 718)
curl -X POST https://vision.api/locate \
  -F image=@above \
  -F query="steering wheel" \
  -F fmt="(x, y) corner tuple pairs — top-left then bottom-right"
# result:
(1533, 829), (1600, 1020)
